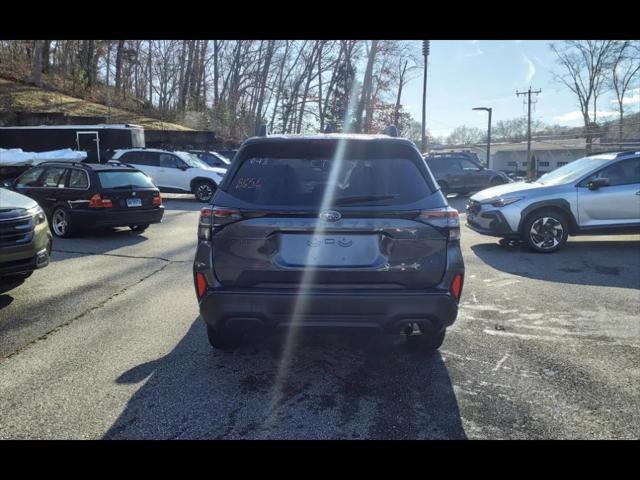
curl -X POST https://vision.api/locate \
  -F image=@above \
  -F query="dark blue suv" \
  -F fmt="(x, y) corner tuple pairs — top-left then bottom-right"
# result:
(193, 134), (465, 351)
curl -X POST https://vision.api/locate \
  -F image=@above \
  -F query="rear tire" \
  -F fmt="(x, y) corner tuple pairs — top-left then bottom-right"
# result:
(50, 207), (75, 238)
(206, 325), (243, 351)
(130, 224), (149, 233)
(406, 328), (446, 353)
(522, 209), (569, 253)
(194, 180), (216, 203)
(489, 177), (504, 187)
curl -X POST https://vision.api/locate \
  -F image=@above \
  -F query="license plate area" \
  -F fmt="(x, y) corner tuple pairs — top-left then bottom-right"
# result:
(126, 198), (142, 208)
(278, 234), (380, 267)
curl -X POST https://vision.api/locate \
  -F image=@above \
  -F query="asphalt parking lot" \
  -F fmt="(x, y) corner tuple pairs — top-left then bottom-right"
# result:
(0, 195), (638, 439)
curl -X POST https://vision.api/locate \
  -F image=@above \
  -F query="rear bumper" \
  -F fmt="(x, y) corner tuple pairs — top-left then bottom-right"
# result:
(198, 287), (460, 334)
(70, 206), (164, 228)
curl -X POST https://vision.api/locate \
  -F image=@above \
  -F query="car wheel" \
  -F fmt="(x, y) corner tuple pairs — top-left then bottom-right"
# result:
(523, 209), (569, 253)
(194, 180), (216, 203)
(206, 325), (243, 351)
(438, 181), (449, 198)
(406, 328), (446, 353)
(130, 224), (149, 233)
(50, 207), (75, 238)
(489, 177), (504, 187)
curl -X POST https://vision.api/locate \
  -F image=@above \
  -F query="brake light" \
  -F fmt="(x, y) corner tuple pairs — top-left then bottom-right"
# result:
(152, 193), (162, 207)
(450, 274), (463, 302)
(195, 272), (208, 299)
(88, 193), (113, 208)
(199, 206), (242, 240)
(418, 207), (460, 240)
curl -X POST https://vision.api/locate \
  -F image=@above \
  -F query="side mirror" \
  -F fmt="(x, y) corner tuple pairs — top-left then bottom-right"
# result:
(178, 164), (190, 171)
(588, 178), (609, 190)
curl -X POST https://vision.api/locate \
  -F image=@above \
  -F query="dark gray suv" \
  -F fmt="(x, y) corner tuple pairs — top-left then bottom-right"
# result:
(193, 134), (465, 351)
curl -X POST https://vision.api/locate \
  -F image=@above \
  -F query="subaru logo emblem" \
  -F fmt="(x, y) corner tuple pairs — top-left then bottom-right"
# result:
(319, 210), (341, 222)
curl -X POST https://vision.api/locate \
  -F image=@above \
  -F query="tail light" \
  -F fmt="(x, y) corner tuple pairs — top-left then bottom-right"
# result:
(152, 192), (162, 207)
(198, 206), (242, 240)
(88, 193), (113, 208)
(418, 207), (460, 241)
(195, 272), (208, 300)
(450, 274), (463, 302)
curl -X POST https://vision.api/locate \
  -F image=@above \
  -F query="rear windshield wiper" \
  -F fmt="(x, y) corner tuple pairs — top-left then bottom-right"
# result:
(331, 194), (398, 206)
(111, 184), (139, 189)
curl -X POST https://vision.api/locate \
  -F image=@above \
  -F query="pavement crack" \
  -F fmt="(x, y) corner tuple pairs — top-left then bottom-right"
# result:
(53, 249), (189, 263)
(0, 261), (172, 363)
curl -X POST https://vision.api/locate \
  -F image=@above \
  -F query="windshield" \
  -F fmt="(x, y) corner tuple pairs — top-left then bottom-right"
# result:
(98, 170), (156, 189)
(227, 156), (432, 207)
(537, 155), (616, 185)
(176, 152), (211, 169)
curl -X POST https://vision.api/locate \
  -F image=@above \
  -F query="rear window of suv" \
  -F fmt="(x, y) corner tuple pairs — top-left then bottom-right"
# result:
(227, 156), (432, 207)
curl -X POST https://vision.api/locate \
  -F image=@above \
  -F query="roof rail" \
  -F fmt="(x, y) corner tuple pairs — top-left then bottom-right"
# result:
(108, 161), (136, 168)
(616, 150), (640, 157)
(256, 124), (268, 137)
(35, 160), (88, 167)
(385, 125), (398, 137)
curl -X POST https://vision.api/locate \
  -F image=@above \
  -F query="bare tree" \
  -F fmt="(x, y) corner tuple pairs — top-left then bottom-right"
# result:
(32, 40), (42, 86)
(550, 40), (616, 152)
(609, 40), (640, 144)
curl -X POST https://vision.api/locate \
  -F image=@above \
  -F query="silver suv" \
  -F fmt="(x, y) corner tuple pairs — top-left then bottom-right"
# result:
(466, 151), (640, 252)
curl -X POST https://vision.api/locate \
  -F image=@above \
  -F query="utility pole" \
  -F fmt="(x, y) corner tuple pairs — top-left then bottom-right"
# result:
(472, 107), (492, 168)
(421, 40), (430, 153)
(516, 86), (541, 181)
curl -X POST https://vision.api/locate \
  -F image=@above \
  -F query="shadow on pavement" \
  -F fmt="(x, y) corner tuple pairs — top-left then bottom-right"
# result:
(51, 227), (150, 256)
(0, 277), (24, 310)
(105, 319), (466, 439)
(471, 240), (640, 289)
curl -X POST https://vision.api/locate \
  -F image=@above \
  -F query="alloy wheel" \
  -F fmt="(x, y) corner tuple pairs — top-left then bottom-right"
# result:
(529, 216), (563, 250)
(52, 209), (68, 237)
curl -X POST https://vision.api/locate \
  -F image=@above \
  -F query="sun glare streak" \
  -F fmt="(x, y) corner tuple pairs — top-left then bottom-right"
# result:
(260, 79), (361, 436)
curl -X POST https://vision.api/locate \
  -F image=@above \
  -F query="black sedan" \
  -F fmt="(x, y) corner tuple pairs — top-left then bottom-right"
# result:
(4, 161), (164, 238)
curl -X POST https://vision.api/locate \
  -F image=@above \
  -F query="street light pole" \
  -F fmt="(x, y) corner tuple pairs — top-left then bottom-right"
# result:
(421, 40), (430, 153)
(472, 107), (492, 168)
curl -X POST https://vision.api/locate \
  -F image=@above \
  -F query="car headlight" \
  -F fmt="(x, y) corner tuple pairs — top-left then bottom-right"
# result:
(27, 205), (46, 225)
(487, 196), (523, 208)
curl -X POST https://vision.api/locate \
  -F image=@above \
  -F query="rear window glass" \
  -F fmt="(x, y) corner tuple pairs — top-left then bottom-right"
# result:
(98, 171), (155, 189)
(227, 157), (432, 207)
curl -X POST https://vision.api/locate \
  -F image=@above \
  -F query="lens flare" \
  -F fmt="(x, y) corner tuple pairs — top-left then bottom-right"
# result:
(260, 78), (362, 435)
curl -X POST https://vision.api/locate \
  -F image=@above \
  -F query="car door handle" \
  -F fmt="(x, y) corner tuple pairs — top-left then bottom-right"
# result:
(45, 197), (56, 201)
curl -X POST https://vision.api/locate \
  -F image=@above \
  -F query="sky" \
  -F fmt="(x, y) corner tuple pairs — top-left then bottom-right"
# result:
(401, 40), (640, 139)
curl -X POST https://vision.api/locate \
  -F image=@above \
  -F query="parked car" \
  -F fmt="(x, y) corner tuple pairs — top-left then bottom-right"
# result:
(424, 152), (511, 197)
(0, 187), (52, 280)
(193, 133), (465, 351)
(4, 161), (164, 238)
(110, 149), (226, 202)
(188, 150), (231, 169)
(466, 151), (640, 252)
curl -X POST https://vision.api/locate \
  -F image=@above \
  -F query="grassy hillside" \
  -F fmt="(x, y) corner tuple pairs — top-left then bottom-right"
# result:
(0, 78), (191, 131)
